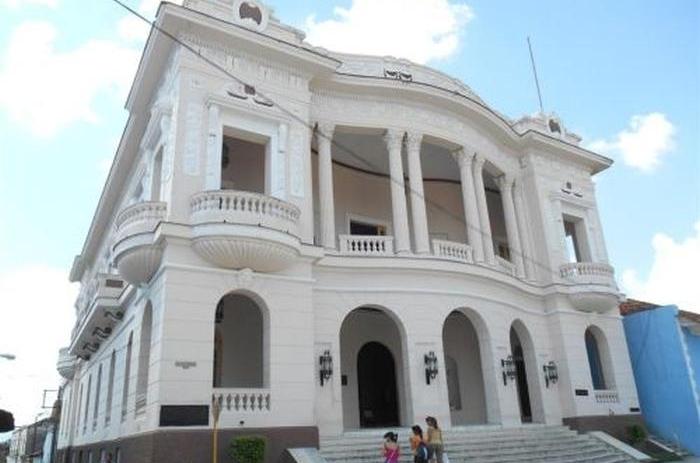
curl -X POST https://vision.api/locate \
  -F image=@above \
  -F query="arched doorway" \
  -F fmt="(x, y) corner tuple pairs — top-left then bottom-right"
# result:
(510, 328), (532, 423)
(357, 342), (399, 427)
(213, 292), (267, 388)
(442, 310), (488, 425)
(510, 320), (545, 423)
(340, 306), (408, 429)
(585, 326), (615, 391)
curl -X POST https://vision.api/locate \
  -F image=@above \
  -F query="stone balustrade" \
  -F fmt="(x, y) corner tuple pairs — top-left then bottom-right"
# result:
(113, 201), (167, 285)
(432, 239), (474, 263)
(594, 389), (619, 404)
(559, 262), (615, 280)
(115, 201), (167, 241)
(191, 190), (300, 236)
(338, 235), (394, 256)
(212, 389), (271, 412)
(190, 190), (301, 272)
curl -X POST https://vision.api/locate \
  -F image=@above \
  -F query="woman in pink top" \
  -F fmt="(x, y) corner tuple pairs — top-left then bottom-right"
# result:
(382, 431), (400, 463)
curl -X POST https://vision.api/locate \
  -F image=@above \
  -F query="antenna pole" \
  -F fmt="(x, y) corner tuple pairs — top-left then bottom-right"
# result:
(527, 36), (544, 114)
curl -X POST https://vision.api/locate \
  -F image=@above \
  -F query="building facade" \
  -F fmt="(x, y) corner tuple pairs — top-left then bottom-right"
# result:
(55, 1), (640, 461)
(622, 303), (700, 456)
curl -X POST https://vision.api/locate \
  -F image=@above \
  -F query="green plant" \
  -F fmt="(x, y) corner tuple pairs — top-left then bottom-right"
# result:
(627, 424), (646, 445)
(228, 436), (266, 463)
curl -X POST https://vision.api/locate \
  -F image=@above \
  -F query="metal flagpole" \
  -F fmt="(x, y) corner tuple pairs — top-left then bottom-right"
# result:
(527, 36), (545, 114)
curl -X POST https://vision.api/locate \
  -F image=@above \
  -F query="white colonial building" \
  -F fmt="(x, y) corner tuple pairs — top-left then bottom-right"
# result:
(54, 1), (641, 462)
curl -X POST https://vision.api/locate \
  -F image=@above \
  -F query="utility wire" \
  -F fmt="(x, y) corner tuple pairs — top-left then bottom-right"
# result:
(107, 0), (592, 285)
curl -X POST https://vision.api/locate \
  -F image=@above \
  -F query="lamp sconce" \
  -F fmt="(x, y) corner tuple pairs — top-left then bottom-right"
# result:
(543, 361), (559, 387)
(501, 355), (516, 385)
(424, 351), (438, 384)
(319, 350), (333, 386)
(92, 327), (112, 340)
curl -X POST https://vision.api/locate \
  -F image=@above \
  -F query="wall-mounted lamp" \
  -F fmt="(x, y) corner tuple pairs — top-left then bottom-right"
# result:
(501, 355), (516, 385)
(319, 350), (333, 386)
(92, 327), (112, 340)
(424, 351), (438, 384)
(543, 361), (558, 387)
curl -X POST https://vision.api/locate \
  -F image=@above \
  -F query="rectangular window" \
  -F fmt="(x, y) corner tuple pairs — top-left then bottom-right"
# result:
(349, 219), (386, 236)
(221, 134), (266, 193)
(563, 215), (591, 263)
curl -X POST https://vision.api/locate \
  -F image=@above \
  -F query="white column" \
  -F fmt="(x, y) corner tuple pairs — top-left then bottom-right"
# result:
(514, 180), (536, 280)
(317, 122), (336, 249)
(406, 132), (430, 254)
(498, 175), (525, 278)
(453, 149), (484, 262)
(473, 154), (496, 265)
(385, 129), (411, 254)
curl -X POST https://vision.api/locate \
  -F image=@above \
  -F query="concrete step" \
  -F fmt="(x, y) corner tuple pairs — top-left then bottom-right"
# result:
(319, 426), (636, 463)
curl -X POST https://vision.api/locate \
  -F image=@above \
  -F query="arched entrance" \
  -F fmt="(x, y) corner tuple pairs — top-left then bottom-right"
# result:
(585, 326), (615, 391)
(340, 306), (408, 429)
(510, 328), (532, 423)
(442, 310), (488, 425)
(357, 342), (399, 427)
(213, 292), (268, 388)
(510, 320), (545, 423)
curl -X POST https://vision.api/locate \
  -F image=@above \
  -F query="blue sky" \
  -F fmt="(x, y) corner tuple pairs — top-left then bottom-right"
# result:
(0, 0), (698, 428)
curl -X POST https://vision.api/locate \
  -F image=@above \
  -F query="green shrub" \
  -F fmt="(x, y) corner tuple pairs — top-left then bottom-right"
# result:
(627, 424), (646, 445)
(228, 436), (266, 463)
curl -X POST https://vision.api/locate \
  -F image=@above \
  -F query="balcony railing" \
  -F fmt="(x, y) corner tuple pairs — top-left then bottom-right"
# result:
(432, 239), (473, 263)
(339, 235), (394, 256)
(594, 389), (619, 404)
(115, 201), (167, 238)
(212, 389), (271, 412)
(113, 201), (167, 284)
(560, 262), (615, 280)
(191, 190), (300, 236)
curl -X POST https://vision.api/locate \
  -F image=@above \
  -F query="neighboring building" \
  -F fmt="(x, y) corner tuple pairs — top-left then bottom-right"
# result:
(54, 1), (640, 462)
(621, 301), (700, 455)
(7, 420), (55, 463)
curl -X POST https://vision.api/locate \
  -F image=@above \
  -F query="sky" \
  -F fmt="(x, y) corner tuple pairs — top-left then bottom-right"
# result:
(0, 0), (698, 433)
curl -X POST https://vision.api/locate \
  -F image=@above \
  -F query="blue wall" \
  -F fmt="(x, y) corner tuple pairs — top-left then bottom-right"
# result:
(623, 305), (700, 456)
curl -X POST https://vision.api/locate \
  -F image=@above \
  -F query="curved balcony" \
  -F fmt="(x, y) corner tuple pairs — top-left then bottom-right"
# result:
(57, 347), (77, 379)
(190, 190), (301, 272)
(113, 201), (167, 285)
(559, 262), (619, 312)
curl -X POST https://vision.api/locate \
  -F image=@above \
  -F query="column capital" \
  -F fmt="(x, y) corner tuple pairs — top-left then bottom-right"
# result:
(473, 152), (487, 171)
(384, 128), (405, 150)
(497, 174), (515, 191)
(405, 131), (423, 152)
(452, 148), (476, 169)
(316, 122), (335, 139)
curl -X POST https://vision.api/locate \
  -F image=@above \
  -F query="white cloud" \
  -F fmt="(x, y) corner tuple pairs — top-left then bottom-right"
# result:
(0, 21), (140, 137)
(2, 0), (57, 8)
(588, 112), (675, 172)
(304, 0), (474, 64)
(622, 221), (700, 313)
(0, 265), (77, 426)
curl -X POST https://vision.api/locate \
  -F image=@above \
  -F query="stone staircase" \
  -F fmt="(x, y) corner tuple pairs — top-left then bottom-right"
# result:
(319, 425), (637, 463)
